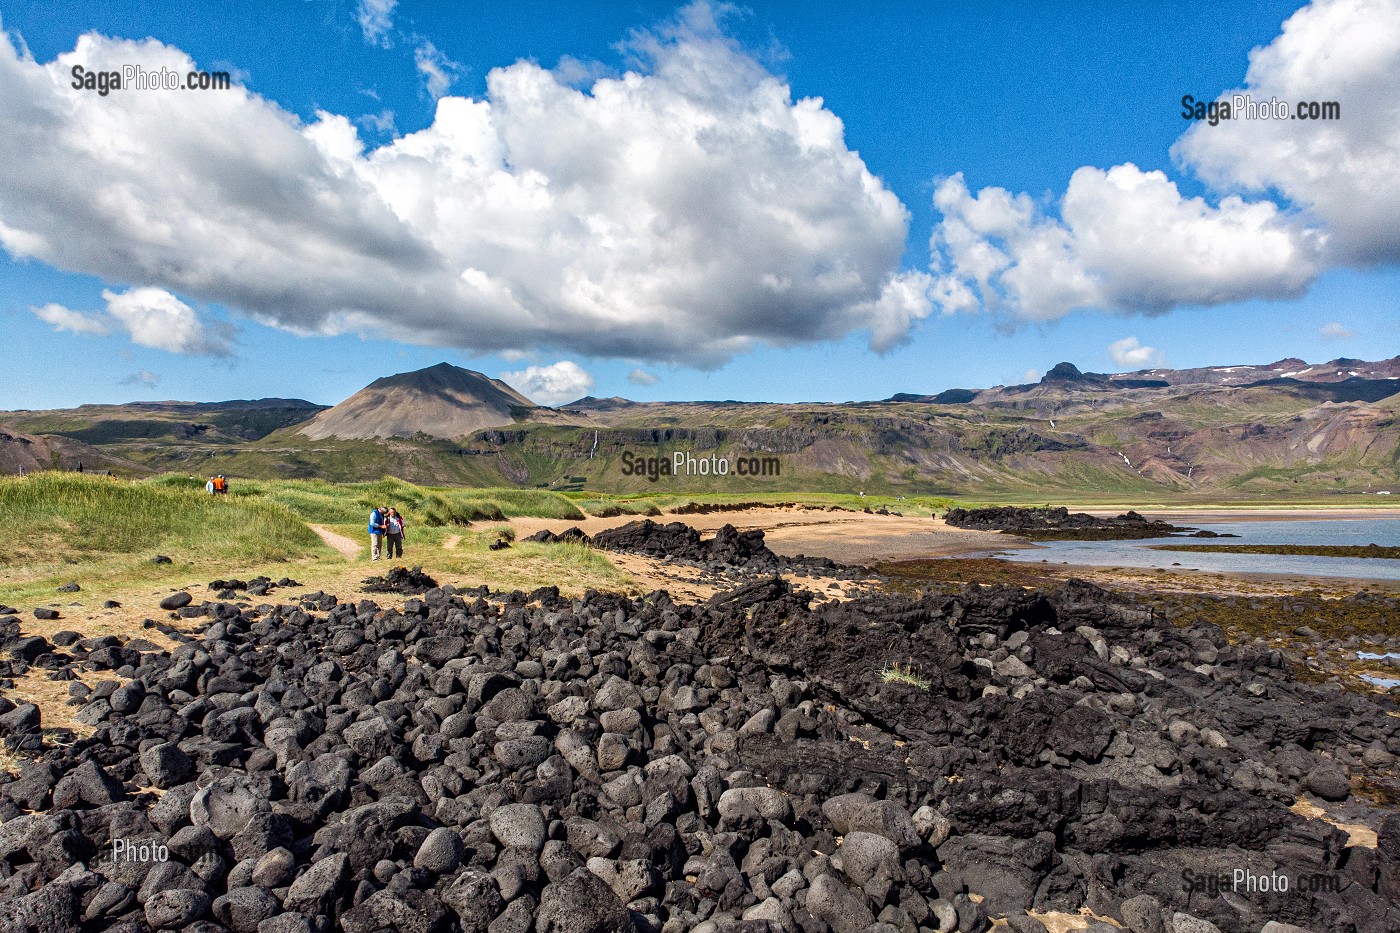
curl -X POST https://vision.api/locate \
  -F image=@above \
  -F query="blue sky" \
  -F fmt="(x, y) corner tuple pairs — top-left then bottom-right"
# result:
(1, 0), (1396, 409)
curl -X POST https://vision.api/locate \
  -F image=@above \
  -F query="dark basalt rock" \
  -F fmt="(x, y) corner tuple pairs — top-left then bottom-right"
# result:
(361, 566), (440, 594)
(9, 635), (54, 662)
(0, 701), (41, 737)
(525, 527), (592, 545)
(592, 518), (862, 578)
(945, 506), (1194, 540)
(158, 592), (193, 611)
(0, 528), (1395, 933)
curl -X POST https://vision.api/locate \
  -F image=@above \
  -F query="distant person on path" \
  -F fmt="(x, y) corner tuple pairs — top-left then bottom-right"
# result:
(368, 505), (388, 561)
(207, 474), (228, 495)
(385, 508), (406, 559)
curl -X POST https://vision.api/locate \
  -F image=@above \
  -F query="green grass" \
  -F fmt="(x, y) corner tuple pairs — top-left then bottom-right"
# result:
(879, 662), (931, 691)
(6, 466), (1394, 612)
(0, 474), (605, 605)
(0, 472), (643, 607)
(0, 472), (329, 604)
(0, 472), (319, 566)
(566, 491), (954, 517)
(572, 497), (665, 518)
(471, 489), (585, 520)
(203, 478), (580, 527)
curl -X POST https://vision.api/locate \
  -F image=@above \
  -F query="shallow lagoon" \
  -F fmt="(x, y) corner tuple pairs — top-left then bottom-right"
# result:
(996, 517), (1400, 582)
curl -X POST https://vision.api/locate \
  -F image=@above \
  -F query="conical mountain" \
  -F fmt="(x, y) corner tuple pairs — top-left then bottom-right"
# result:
(298, 363), (536, 441)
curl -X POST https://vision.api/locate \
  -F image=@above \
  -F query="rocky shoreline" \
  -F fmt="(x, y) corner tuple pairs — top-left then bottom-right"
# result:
(943, 507), (1232, 541)
(530, 520), (866, 580)
(0, 524), (1395, 933)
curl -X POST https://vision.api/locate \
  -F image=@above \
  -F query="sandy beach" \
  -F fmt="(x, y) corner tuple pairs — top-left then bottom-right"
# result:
(510, 503), (1400, 566)
(508, 506), (1019, 564)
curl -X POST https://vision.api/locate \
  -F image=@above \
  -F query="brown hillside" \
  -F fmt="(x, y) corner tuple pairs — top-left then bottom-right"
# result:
(0, 426), (141, 476)
(297, 362), (537, 441)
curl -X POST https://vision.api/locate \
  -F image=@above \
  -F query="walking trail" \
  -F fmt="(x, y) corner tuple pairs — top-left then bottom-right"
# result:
(310, 524), (362, 560)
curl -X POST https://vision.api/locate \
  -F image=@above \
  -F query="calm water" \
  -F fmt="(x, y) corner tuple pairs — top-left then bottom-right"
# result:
(1358, 651), (1400, 689)
(995, 517), (1400, 581)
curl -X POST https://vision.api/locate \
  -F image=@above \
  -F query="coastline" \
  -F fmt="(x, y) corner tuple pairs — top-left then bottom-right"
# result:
(509, 508), (1022, 565)
(509, 503), (1400, 568)
(1081, 506), (1400, 522)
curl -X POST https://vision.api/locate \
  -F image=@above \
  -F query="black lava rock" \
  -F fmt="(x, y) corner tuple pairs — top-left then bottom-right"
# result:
(0, 527), (1394, 933)
(158, 592), (193, 611)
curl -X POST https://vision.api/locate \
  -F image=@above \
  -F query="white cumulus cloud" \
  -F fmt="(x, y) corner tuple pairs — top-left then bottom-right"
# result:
(930, 0), (1398, 322)
(627, 368), (659, 386)
(357, 0), (397, 47)
(30, 302), (109, 335)
(0, 4), (927, 367)
(103, 287), (233, 356)
(1107, 336), (1165, 369)
(931, 166), (1321, 322)
(1173, 0), (1400, 266)
(502, 360), (595, 406)
(1318, 321), (1355, 340)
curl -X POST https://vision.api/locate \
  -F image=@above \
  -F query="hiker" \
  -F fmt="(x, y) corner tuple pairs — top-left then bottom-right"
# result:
(206, 474), (228, 495)
(368, 505), (388, 561)
(385, 508), (406, 559)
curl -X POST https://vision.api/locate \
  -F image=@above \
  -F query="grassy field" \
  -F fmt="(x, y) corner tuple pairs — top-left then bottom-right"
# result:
(3, 470), (1396, 609)
(0, 471), (959, 598)
(0, 473), (612, 607)
(564, 490), (954, 517)
(0, 473), (957, 608)
(0, 473), (327, 599)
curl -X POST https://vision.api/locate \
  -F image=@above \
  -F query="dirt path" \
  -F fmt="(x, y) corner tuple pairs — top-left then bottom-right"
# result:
(443, 534), (462, 549)
(310, 524), (362, 560)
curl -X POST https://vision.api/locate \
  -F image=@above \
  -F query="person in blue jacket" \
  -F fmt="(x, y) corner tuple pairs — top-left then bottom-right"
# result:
(368, 505), (388, 561)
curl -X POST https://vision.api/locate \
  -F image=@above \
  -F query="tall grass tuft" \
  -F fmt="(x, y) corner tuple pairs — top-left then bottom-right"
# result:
(0, 472), (321, 566)
(462, 489), (585, 520)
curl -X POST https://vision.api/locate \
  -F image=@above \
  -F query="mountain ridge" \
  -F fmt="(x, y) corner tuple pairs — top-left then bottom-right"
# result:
(297, 362), (537, 441)
(3, 355), (1398, 496)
